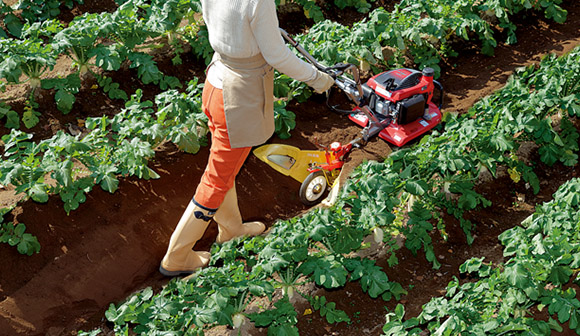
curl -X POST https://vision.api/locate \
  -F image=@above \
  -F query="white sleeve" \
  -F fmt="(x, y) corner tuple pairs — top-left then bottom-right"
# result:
(250, 0), (318, 82)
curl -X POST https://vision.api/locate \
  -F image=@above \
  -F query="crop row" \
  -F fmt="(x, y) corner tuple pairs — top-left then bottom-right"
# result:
(290, 0), (567, 77)
(0, 0), (204, 128)
(84, 187), (407, 335)
(345, 45), (580, 269)
(382, 177), (580, 335)
(79, 43), (580, 336)
(0, 0), (375, 40)
(0, 80), (208, 255)
(276, 0), (376, 22)
(0, 0), (83, 38)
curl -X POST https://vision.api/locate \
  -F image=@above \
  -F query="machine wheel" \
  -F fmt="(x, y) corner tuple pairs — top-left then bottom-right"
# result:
(299, 171), (328, 206)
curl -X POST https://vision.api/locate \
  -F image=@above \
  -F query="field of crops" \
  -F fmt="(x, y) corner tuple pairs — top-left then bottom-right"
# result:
(1, 0), (580, 335)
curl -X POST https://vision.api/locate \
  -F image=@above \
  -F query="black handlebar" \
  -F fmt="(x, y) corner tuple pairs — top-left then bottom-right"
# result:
(433, 80), (444, 110)
(324, 63), (352, 77)
(280, 28), (365, 105)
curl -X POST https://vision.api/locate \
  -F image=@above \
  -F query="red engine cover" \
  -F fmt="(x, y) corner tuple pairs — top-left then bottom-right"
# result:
(349, 103), (442, 147)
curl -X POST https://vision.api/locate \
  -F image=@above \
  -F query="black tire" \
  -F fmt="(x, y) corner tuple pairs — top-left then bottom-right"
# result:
(299, 171), (328, 206)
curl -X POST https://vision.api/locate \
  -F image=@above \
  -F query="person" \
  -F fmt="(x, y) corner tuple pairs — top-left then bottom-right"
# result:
(159, 0), (335, 276)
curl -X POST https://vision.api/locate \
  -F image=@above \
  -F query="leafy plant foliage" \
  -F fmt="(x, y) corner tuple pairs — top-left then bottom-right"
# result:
(382, 178), (580, 335)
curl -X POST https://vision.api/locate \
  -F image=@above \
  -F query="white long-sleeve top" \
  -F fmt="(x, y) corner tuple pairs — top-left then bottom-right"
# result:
(201, 0), (318, 89)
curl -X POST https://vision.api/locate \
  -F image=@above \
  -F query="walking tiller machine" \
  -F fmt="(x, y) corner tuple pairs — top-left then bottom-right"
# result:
(254, 29), (444, 205)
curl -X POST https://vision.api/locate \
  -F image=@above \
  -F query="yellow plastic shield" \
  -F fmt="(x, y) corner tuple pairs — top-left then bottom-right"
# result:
(253, 144), (328, 183)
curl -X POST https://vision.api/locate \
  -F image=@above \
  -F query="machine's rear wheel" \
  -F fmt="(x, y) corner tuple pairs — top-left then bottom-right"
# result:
(299, 171), (328, 206)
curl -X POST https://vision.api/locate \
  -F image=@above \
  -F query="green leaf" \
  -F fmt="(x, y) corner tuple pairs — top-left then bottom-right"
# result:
(129, 53), (162, 84)
(459, 257), (485, 274)
(399, 165), (413, 179)
(548, 317), (564, 332)
(522, 168), (540, 194)
(548, 266), (572, 286)
(29, 183), (49, 203)
(346, 258), (391, 298)
(299, 256), (348, 289)
(544, 4), (567, 23)
(405, 179), (428, 195)
(160, 75), (181, 90)
(77, 330), (102, 336)
(0, 105), (19, 128)
(320, 301), (350, 324)
(248, 296), (297, 330)
(362, 268), (390, 298)
(503, 263), (529, 289)
(22, 108), (40, 129)
(104, 303), (122, 323)
(310, 223), (332, 242)
(326, 226), (364, 254)
(384, 281), (407, 301)
(0, 56), (22, 83)
(274, 101), (295, 139)
(92, 44), (123, 71)
(17, 233), (40, 255)
(99, 174), (119, 193)
(4, 13), (23, 37)
(539, 144), (560, 166)
(557, 304), (571, 323)
(172, 129), (201, 154)
(14, 223), (26, 236)
(489, 133), (512, 151)
(567, 102), (580, 117)
(52, 161), (73, 188)
(481, 38), (497, 56)
(55, 89), (75, 114)
(268, 324), (299, 336)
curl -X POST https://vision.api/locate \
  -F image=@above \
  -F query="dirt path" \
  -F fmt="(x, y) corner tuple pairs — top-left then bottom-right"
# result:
(0, 2), (579, 335)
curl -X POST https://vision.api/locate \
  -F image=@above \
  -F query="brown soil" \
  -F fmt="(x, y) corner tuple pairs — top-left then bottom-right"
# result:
(1, 1), (580, 335)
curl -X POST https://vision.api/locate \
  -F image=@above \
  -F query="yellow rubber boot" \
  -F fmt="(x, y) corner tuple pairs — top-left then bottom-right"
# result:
(159, 200), (216, 277)
(214, 185), (266, 244)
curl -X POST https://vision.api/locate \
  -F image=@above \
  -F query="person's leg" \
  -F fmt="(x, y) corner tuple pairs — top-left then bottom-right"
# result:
(160, 81), (254, 276)
(193, 82), (252, 208)
(195, 82), (264, 243)
(159, 200), (215, 276)
(214, 184), (265, 243)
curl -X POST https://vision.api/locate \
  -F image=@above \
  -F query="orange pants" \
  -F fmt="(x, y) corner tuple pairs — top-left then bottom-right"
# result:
(193, 80), (252, 209)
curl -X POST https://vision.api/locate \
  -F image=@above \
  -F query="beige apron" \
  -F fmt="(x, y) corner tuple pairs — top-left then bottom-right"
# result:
(215, 53), (275, 149)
